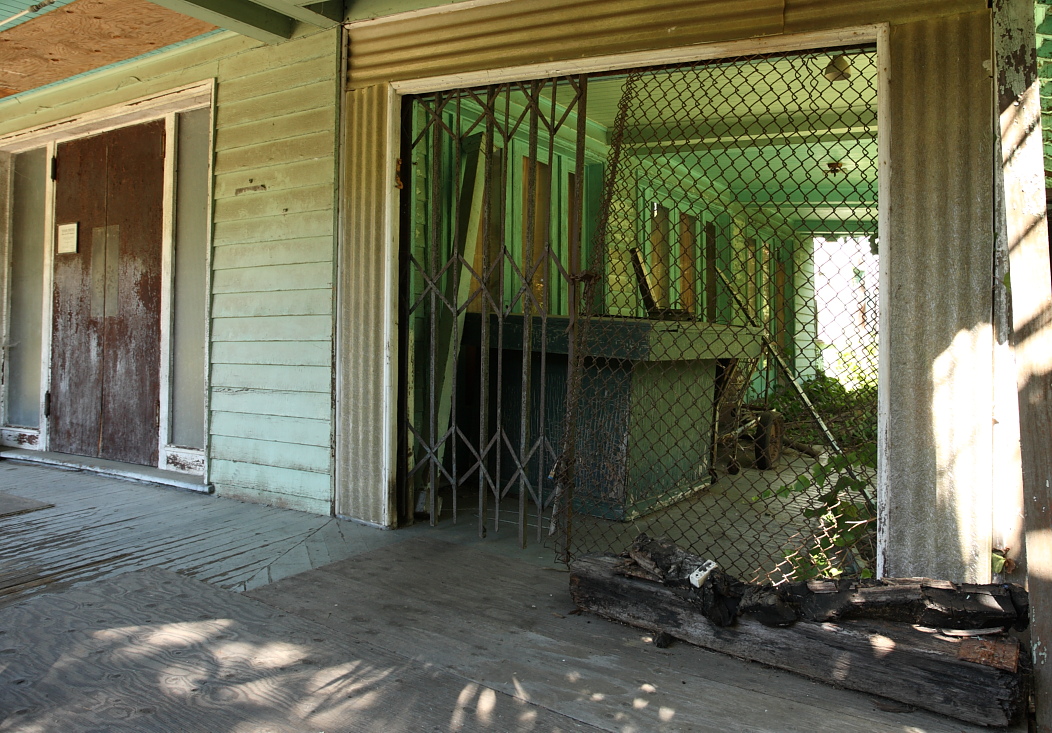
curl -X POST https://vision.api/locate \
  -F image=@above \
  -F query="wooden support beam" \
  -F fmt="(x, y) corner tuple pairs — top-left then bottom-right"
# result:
(146, 0), (294, 43)
(994, 1), (1052, 731)
(618, 534), (1029, 630)
(299, 0), (344, 22)
(570, 554), (1027, 728)
(250, 0), (340, 26)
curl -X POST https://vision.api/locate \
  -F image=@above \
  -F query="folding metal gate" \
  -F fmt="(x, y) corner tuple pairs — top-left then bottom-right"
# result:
(401, 78), (591, 544)
(402, 47), (880, 582)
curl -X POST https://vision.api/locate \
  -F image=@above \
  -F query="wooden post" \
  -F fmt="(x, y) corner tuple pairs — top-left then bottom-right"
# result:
(994, 1), (1052, 729)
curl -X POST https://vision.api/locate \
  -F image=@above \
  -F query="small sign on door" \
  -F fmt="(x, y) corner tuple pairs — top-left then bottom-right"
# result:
(57, 223), (78, 254)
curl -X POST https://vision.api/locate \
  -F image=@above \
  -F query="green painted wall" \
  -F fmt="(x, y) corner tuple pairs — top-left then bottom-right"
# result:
(209, 31), (339, 514)
(0, 28), (341, 515)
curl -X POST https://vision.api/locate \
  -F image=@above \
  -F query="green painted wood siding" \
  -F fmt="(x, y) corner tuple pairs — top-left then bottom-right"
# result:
(209, 30), (339, 515)
(0, 29), (341, 515)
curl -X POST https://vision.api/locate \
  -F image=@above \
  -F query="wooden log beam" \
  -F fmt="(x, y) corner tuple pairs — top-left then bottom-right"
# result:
(621, 533), (1029, 630)
(570, 554), (1027, 728)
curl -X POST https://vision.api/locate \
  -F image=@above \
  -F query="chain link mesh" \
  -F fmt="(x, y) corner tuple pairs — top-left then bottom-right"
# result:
(559, 49), (879, 582)
(403, 47), (879, 582)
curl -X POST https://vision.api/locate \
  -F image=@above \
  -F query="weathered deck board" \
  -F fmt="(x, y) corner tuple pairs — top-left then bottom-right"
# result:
(0, 462), (402, 603)
(0, 462), (1028, 732)
(0, 568), (594, 733)
(247, 536), (1007, 733)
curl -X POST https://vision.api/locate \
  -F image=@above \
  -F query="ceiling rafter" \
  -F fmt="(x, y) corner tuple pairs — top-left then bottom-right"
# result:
(145, 0), (343, 44)
(250, 0), (340, 26)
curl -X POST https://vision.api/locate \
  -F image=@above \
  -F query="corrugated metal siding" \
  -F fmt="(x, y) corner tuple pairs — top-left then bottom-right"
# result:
(336, 83), (393, 526)
(0, 28), (342, 516)
(347, 0), (785, 88)
(882, 10), (994, 584)
(347, 0), (987, 89)
(783, 0), (986, 34)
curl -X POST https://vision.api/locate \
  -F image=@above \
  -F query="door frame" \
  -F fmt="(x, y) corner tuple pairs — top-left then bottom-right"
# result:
(337, 23), (890, 527)
(0, 80), (215, 478)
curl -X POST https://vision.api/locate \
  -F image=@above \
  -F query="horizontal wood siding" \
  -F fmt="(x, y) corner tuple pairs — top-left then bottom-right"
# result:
(210, 29), (339, 513)
(0, 28), (341, 515)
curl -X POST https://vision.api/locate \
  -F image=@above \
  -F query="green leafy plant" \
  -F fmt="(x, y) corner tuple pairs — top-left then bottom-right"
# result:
(766, 372), (877, 453)
(758, 446), (877, 580)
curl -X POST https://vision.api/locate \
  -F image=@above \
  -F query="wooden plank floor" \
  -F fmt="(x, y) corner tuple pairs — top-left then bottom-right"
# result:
(0, 491), (51, 518)
(249, 537), (1017, 733)
(0, 460), (409, 605)
(0, 460), (1027, 732)
(0, 567), (595, 732)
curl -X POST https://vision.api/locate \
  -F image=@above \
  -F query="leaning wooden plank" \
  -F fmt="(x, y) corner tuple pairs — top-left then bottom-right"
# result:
(433, 133), (486, 472)
(570, 554), (1026, 728)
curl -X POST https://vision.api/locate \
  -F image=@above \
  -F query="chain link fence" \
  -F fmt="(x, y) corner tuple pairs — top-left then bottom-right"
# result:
(402, 47), (879, 583)
(558, 48), (879, 582)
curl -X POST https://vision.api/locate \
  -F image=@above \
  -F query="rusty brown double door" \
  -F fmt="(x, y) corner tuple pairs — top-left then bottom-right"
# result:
(49, 120), (164, 467)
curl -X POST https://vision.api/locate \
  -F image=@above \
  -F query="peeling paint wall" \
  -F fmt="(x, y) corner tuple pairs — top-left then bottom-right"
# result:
(1036, 1), (1052, 194)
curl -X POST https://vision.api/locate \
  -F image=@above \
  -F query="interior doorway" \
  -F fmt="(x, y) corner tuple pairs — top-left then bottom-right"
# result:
(401, 45), (881, 582)
(49, 120), (165, 467)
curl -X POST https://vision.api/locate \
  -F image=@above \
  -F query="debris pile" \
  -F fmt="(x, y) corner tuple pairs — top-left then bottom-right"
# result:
(615, 533), (1030, 631)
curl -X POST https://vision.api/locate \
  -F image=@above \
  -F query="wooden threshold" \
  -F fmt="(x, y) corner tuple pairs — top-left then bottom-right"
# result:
(0, 448), (208, 493)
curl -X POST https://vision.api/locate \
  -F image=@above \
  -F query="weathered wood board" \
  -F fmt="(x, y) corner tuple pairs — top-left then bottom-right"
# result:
(0, 0), (214, 98)
(619, 533), (1029, 630)
(0, 462), (400, 604)
(570, 554), (1026, 727)
(248, 535), (1009, 733)
(0, 567), (596, 733)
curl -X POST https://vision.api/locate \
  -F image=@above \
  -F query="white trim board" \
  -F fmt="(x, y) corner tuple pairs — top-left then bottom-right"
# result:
(0, 448), (210, 493)
(0, 153), (11, 431)
(875, 22), (892, 578)
(37, 140), (56, 450)
(343, 0), (515, 29)
(158, 113), (178, 465)
(0, 81), (214, 153)
(381, 81), (400, 528)
(0, 427), (39, 449)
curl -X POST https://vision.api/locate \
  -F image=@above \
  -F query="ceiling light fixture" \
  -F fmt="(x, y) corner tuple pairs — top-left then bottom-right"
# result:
(825, 161), (844, 176)
(823, 55), (853, 83)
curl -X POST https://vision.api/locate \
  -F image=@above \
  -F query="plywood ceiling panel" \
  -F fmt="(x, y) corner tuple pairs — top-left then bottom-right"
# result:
(0, 0), (215, 98)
